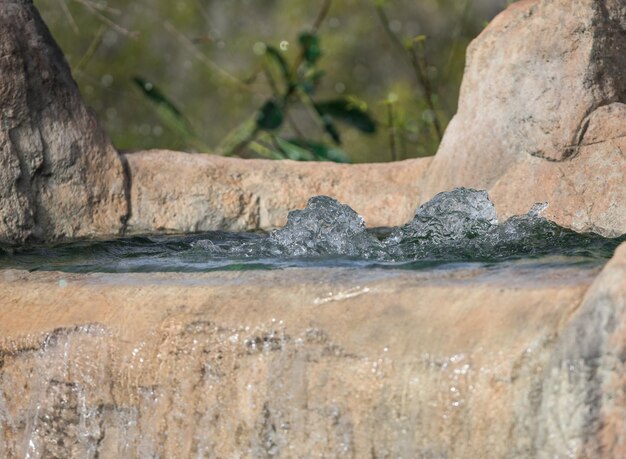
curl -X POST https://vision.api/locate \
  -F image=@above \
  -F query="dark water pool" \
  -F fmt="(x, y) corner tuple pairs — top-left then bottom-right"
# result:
(0, 229), (622, 274)
(0, 190), (623, 274)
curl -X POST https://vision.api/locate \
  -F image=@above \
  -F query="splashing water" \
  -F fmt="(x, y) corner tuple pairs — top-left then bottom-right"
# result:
(0, 189), (623, 273)
(195, 196), (384, 259)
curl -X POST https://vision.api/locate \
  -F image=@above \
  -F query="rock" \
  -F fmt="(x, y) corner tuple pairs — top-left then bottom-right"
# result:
(490, 103), (626, 236)
(0, 0), (127, 244)
(537, 241), (626, 457)
(420, 0), (626, 236)
(124, 149), (432, 232)
(0, 258), (607, 457)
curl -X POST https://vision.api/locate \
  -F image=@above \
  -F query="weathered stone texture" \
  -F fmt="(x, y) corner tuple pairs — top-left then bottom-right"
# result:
(538, 241), (626, 457)
(124, 150), (432, 232)
(0, 0), (127, 244)
(420, 0), (626, 236)
(1, 240), (625, 457)
(490, 102), (626, 236)
(0, 262), (599, 458)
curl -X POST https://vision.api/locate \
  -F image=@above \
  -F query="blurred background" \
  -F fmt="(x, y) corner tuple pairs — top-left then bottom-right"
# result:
(35, 0), (509, 163)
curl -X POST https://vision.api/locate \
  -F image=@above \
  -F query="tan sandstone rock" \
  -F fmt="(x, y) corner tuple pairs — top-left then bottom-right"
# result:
(1, 243), (625, 457)
(0, 0), (127, 244)
(420, 0), (626, 236)
(490, 103), (626, 236)
(124, 150), (432, 233)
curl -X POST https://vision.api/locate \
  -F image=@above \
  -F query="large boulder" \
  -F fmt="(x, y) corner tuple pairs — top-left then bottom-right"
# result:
(0, 0), (127, 244)
(420, 0), (626, 236)
(124, 150), (432, 232)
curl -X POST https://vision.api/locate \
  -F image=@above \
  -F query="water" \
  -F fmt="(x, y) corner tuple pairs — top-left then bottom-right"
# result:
(0, 189), (623, 273)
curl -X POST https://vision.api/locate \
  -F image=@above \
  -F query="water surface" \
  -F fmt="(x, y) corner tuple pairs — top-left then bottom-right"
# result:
(0, 189), (623, 274)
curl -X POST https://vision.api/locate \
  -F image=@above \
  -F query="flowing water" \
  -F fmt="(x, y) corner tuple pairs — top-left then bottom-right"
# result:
(0, 189), (623, 273)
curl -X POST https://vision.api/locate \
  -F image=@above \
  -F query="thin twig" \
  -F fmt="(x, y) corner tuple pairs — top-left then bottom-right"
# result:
(73, 0), (137, 38)
(163, 21), (253, 92)
(312, 0), (333, 33)
(72, 0), (121, 16)
(58, 0), (79, 35)
(261, 63), (281, 97)
(408, 44), (443, 140)
(374, 5), (406, 56)
(74, 26), (105, 74)
(262, 62), (306, 138)
(290, 0), (333, 78)
(386, 102), (398, 161)
(374, 2), (443, 141)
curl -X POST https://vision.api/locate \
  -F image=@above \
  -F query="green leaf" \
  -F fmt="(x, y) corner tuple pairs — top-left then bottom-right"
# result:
(216, 115), (258, 156)
(405, 34), (427, 50)
(132, 75), (195, 138)
(264, 45), (291, 86)
(298, 32), (322, 64)
(274, 137), (316, 161)
(287, 138), (351, 163)
(322, 117), (342, 145)
(248, 140), (285, 159)
(315, 97), (377, 134)
(300, 68), (325, 94)
(256, 100), (284, 131)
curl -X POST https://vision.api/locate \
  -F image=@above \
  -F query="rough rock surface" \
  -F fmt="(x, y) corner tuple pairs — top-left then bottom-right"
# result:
(490, 103), (626, 236)
(124, 150), (432, 232)
(420, 0), (626, 236)
(0, 0), (127, 244)
(1, 242), (625, 457)
(537, 241), (626, 457)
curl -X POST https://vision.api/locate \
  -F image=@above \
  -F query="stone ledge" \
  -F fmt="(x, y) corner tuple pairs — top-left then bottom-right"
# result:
(124, 150), (432, 233)
(1, 243), (624, 457)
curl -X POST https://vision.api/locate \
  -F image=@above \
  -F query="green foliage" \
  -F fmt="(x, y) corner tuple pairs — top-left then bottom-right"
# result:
(36, 0), (505, 162)
(132, 76), (209, 151)
(221, 19), (377, 162)
(315, 98), (376, 134)
(256, 100), (284, 131)
(287, 138), (351, 163)
(298, 32), (322, 64)
(274, 137), (316, 161)
(264, 45), (291, 88)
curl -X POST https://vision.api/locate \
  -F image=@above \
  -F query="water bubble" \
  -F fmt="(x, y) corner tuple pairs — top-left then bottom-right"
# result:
(267, 196), (383, 258)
